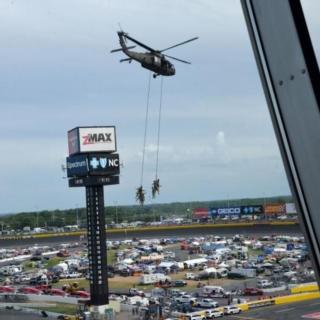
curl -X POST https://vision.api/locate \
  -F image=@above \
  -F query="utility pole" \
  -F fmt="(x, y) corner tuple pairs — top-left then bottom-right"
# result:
(76, 204), (80, 227)
(113, 201), (118, 224)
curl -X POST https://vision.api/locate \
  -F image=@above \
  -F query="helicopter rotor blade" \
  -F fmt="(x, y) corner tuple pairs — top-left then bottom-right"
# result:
(160, 37), (199, 53)
(164, 54), (191, 64)
(124, 34), (156, 52)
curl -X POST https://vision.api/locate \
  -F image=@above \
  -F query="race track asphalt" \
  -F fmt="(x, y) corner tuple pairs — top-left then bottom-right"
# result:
(0, 224), (302, 248)
(0, 309), (56, 319)
(228, 298), (320, 320)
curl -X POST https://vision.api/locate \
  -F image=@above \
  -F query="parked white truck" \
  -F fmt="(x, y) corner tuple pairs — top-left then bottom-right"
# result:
(139, 273), (171, 285)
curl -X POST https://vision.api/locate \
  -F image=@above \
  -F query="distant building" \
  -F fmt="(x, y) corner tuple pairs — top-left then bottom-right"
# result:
(64, 225), (79, 232)
(32, 227), (46, 233)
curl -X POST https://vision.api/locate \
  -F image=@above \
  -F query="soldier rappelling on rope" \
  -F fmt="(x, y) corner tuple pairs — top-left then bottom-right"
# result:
(111, 30), (198, 204)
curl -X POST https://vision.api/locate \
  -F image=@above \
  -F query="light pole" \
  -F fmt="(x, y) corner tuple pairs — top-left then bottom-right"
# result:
(76, 204), (79, 227)
(113, 201), (118, 224)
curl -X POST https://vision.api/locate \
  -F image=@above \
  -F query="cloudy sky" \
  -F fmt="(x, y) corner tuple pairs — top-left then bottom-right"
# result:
(0, 0), (319, 214)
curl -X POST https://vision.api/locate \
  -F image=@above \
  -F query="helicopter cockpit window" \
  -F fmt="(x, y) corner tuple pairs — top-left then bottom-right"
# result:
(153, 56), (161, 66)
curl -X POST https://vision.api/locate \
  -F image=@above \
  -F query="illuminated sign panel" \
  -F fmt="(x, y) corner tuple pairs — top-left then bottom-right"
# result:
(210, 206), (241, 217)
(67, 153), (120, 178)
(88, 153), (120, 175)
(66, 154), (88, 177)
(68, 126), (117, 155)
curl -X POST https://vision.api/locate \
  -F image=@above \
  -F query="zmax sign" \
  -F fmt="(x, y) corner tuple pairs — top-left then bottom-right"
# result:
(66, 153), (120, 177)
(68, 126), (117, 155)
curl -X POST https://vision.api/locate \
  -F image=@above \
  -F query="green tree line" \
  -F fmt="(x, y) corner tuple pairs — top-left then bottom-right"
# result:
(0, 195), (292, 231)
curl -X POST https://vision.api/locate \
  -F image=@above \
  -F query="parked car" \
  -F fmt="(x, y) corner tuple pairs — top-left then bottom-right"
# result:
(18, 287), (42, 295)
(185, 273), (199, 280)
(69, 290), (90, 299)
(197, 299), (219, 308)
(257, 279), (273, 288)
(242, 287), (263, 296)
(129, 288), (145, 296)
(175, 295), (197, 304)
(0, 286), (15, 293)
(205, 308), (223, 319)
(118, 269), (133, 277)
(66, 272), (82, 279)
(223, 305), (241, 315)
(172, 280), (187, 287)
(48, 288), (66, 297)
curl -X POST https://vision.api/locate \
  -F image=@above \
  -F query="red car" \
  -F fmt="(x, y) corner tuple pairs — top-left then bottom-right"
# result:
(0, 286), (15, 293)
(243, 287), (263, 296)
(69, 290), (90, 299)
(35, 284), (50, 292)
(48, 288), (66, 297)
(18, 287), (42, 295)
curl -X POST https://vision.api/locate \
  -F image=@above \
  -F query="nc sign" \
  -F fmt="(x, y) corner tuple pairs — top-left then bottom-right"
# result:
(241, 205), (263, 215)
(88, 154), (120, 176)
(68, 126), (117, 155)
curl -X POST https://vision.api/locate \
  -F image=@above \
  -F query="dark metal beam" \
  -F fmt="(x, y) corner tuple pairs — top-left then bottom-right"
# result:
(241, 0), (320, 281)
(86, 185), (109, 305)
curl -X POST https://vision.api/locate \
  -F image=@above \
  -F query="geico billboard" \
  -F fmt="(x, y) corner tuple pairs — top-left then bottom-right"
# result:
(68, 126), (116, 155)
(210, 207), (241, 216)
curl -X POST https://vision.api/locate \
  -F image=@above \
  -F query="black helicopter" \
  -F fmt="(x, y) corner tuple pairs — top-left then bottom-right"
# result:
(111, 31), (198, 78)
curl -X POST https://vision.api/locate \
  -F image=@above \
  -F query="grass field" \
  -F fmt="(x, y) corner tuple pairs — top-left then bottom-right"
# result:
(53, 271), (243, 293)
(29, 302), (77, 315)
(45, 257), (64, 269)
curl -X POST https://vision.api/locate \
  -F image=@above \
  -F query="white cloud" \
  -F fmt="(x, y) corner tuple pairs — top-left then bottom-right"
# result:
(216, 131), (225, 146)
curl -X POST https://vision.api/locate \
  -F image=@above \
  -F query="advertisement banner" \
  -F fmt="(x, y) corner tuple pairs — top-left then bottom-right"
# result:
(68, 126), (117, 155)
(88, 153), (120, 176)
(241, 205), (263, 215)
(210, 206), (241, 217)
(285, 202), (297, 214)
(193, 208), (209, 219)
(264, 204), (285, 215)
(66, 154), (88, 177)
(68, 128), (80, 155)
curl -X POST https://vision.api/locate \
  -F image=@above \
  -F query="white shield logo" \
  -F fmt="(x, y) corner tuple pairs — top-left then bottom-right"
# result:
(99, 158), (107, 168)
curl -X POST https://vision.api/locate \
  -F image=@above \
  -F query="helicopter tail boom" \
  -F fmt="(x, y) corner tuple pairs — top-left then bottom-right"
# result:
(110, 45), (136, 53)
(120, 58), (132, 63)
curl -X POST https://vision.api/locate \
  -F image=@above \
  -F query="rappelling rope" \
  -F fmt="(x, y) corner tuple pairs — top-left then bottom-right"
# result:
(140, 71), (152, 186)
(155, 76), (164, 179)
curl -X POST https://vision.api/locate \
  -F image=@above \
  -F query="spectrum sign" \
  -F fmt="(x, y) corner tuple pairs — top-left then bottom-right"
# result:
(68, 126), (117, 155)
